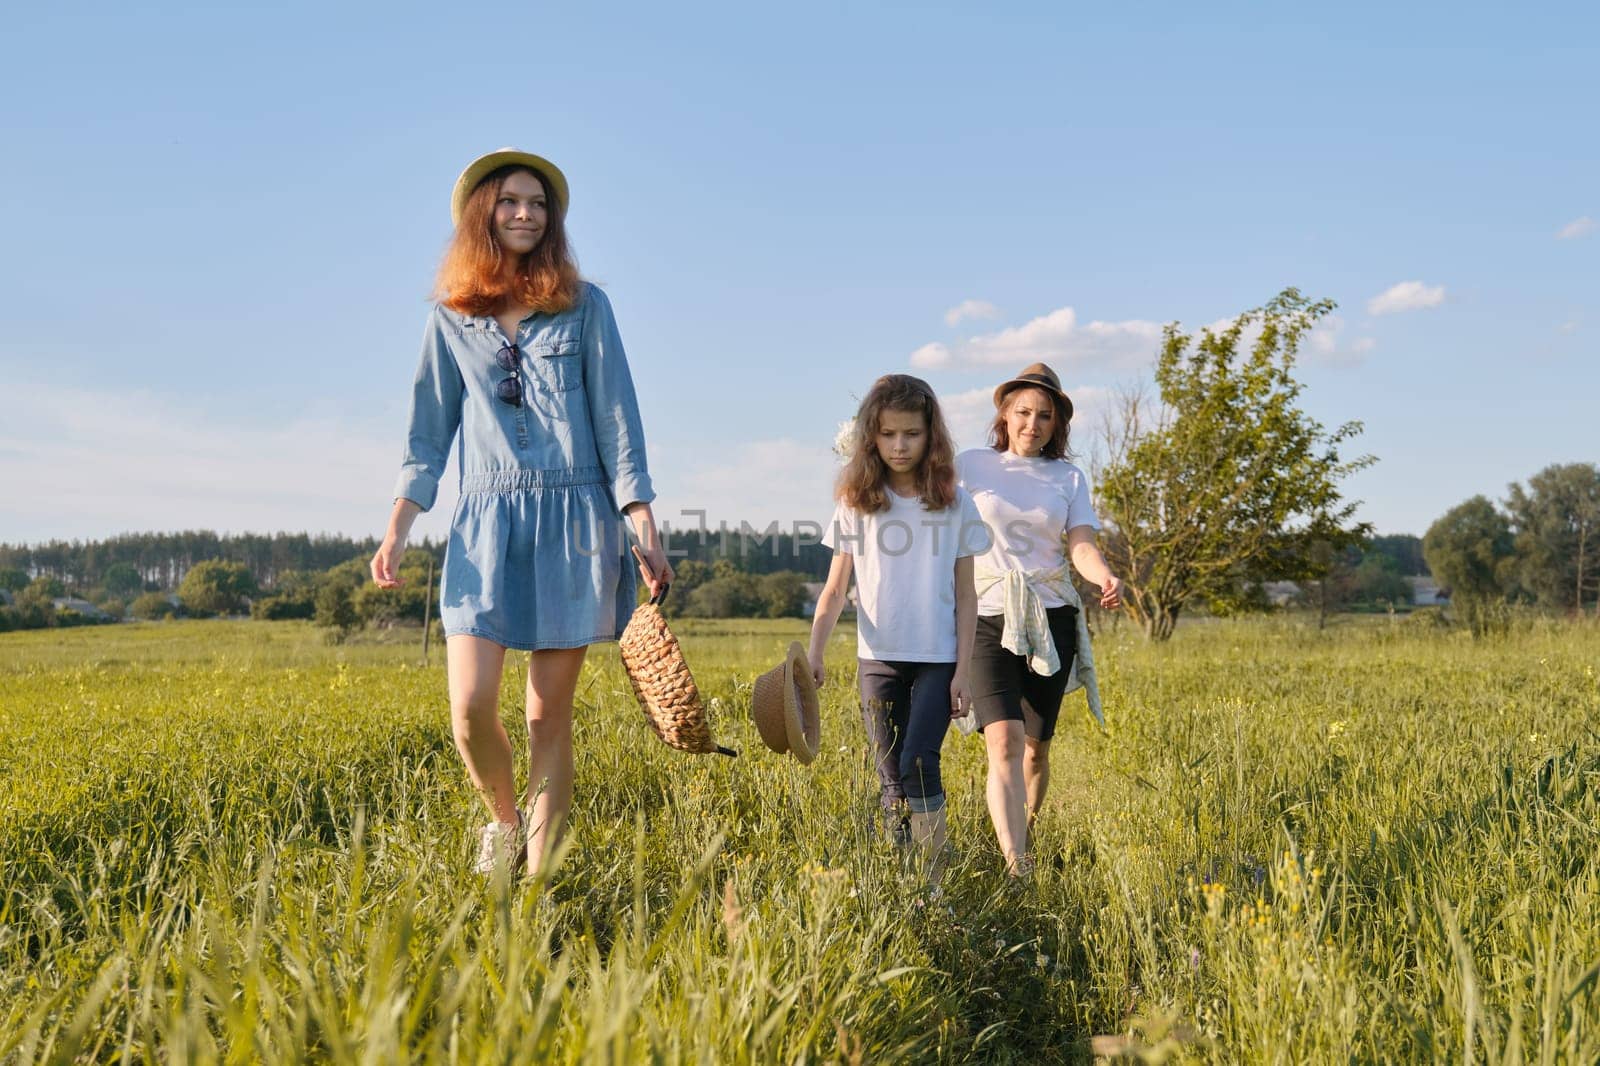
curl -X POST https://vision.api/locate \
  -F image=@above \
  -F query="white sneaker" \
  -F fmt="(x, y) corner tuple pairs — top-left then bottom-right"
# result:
(473, 818), (524, 876)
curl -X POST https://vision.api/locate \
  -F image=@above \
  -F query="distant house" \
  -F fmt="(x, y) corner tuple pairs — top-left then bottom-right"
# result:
(1406, 576), (1447, 606)
(52, 597), (111, 620)
(1263, 581), (1303, 607)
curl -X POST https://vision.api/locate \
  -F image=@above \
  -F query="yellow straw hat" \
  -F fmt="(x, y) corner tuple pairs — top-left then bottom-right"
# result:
(749, 642), (821, 764)
(450, 147), (570, 226)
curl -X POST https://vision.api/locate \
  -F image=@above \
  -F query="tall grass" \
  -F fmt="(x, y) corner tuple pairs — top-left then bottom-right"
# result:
(1, 616), (1597, 1062)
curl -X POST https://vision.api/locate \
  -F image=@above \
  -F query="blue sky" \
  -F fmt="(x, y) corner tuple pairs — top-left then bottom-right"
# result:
(1, 1), (1594, 545)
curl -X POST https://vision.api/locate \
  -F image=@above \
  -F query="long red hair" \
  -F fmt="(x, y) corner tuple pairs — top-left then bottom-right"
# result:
(434, 165), (580, 316)
(836, 374), (958, 513)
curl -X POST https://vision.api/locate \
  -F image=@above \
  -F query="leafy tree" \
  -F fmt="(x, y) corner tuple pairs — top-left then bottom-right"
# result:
(177, 560), (258, 616)
(129, 592), (176, 620)
(1349, 554), (1412, 608)
(755, 571), (808, 618)
(1297, 539), (1361, 626)
(1423, 496), (1514, 636)
(1097, 289), (1373, 640)
(9, 580), (58, 628)
(249, 568), (320, 620)
(1367, 534), (1427, 576)
(100, 562), (144, 599)
(658, 559), (708, 618)
(18, 576), (66, 605)
(250, 593), (316, 621)
(352, 549), (436, 625)
(321, 555), (375, 591)
(315, 583), (358, 640)
(1505, 462), (1600, 614)
(0, 568), (28, 593)
(683, 573), (760, 618)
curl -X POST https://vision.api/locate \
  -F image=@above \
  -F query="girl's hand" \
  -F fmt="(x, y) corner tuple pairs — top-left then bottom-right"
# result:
(633, 543), (674, 599)
(1099, 574), (1123, 610)
(809, 651), (826, 688)
(950, 670), (973, 719)
(370, 536), (406, 588)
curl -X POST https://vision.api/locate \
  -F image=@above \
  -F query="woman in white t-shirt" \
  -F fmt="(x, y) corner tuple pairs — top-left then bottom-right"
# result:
(809, 375), (985, 883)
(957, 362), (1123, 878)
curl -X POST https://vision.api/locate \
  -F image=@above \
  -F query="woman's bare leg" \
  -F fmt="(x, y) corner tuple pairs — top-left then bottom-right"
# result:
(446, 634), (519, 825)
(983, 720), (1030, 870)
(1024, 736), (1052, 824)
(524, 645), (588, 870)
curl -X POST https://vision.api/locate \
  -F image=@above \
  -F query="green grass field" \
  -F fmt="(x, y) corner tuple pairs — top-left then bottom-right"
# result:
(2, 615), (1598, 1063)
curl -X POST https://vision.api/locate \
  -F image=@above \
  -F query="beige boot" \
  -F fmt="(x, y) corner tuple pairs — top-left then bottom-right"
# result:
(908, 806), (950, 886)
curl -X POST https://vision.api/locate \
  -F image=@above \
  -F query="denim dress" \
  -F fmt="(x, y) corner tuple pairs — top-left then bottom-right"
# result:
(393, 282), (655, 650)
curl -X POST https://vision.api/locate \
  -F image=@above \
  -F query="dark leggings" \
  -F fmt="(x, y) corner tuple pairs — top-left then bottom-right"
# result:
(857, 658), (956, 814)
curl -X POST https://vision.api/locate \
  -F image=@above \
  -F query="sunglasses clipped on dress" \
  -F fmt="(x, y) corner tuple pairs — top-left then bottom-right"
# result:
(495, 343), (523, 407)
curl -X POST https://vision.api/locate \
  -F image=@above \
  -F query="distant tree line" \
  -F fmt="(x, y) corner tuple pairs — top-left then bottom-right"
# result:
(0, 531), (396, 592)
(0, 526), (822, 634)
(660, 526), (832, 579)
(1423, 462), (1600, 635)
(1293, 533), (1428, 621)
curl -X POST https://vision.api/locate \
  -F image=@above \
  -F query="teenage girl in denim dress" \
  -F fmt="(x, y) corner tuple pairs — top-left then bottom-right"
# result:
(370, 149), (672, 875)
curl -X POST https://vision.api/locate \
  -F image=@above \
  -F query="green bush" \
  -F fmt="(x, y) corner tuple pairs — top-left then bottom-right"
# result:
(177, 560), (258, 617)
(251, 592), (316, 620)
(129, 592), (177, 620)
(315, 582), (358, 641)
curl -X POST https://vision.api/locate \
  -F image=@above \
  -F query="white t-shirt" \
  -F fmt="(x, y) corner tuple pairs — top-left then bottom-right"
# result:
(823, 487), (988, 662)
(956, 448), (1101, 616)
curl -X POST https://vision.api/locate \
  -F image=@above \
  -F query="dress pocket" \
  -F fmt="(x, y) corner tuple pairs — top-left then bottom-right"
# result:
(529, 338), (582, 393)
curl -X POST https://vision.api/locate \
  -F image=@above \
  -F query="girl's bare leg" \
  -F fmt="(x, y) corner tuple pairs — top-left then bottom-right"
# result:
(524, 645), (588, 870)
(446, 634), (519, 825)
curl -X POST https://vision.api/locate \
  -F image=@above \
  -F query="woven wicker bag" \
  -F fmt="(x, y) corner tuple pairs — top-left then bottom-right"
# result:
(618, 550), (735, 757)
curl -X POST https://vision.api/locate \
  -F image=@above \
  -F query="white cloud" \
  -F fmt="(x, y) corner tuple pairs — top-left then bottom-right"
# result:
(656, 437), (838, 534)
(943, 299), (1000, 327)
(1195, 312), (1372, 368)
(939, 387), (999, 451)
(1367, 281), (1446, 315)
(910, 304), (1164, 375)
(1305, 315), (1377, 366)
(1557, 216), (1595, 240)
(0, 383), (402, 543)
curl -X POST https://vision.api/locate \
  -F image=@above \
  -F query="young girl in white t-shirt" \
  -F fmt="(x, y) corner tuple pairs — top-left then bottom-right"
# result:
(809, 374), (985, 881)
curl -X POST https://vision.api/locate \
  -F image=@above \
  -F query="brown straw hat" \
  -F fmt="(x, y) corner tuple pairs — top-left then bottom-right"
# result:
(993, 361), (1074, 421)
(749, 642), (821, 764)
(618, 548), (735, 757)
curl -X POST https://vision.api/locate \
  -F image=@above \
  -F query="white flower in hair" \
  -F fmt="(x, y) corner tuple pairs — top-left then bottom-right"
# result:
(831, 419), (857, 461)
